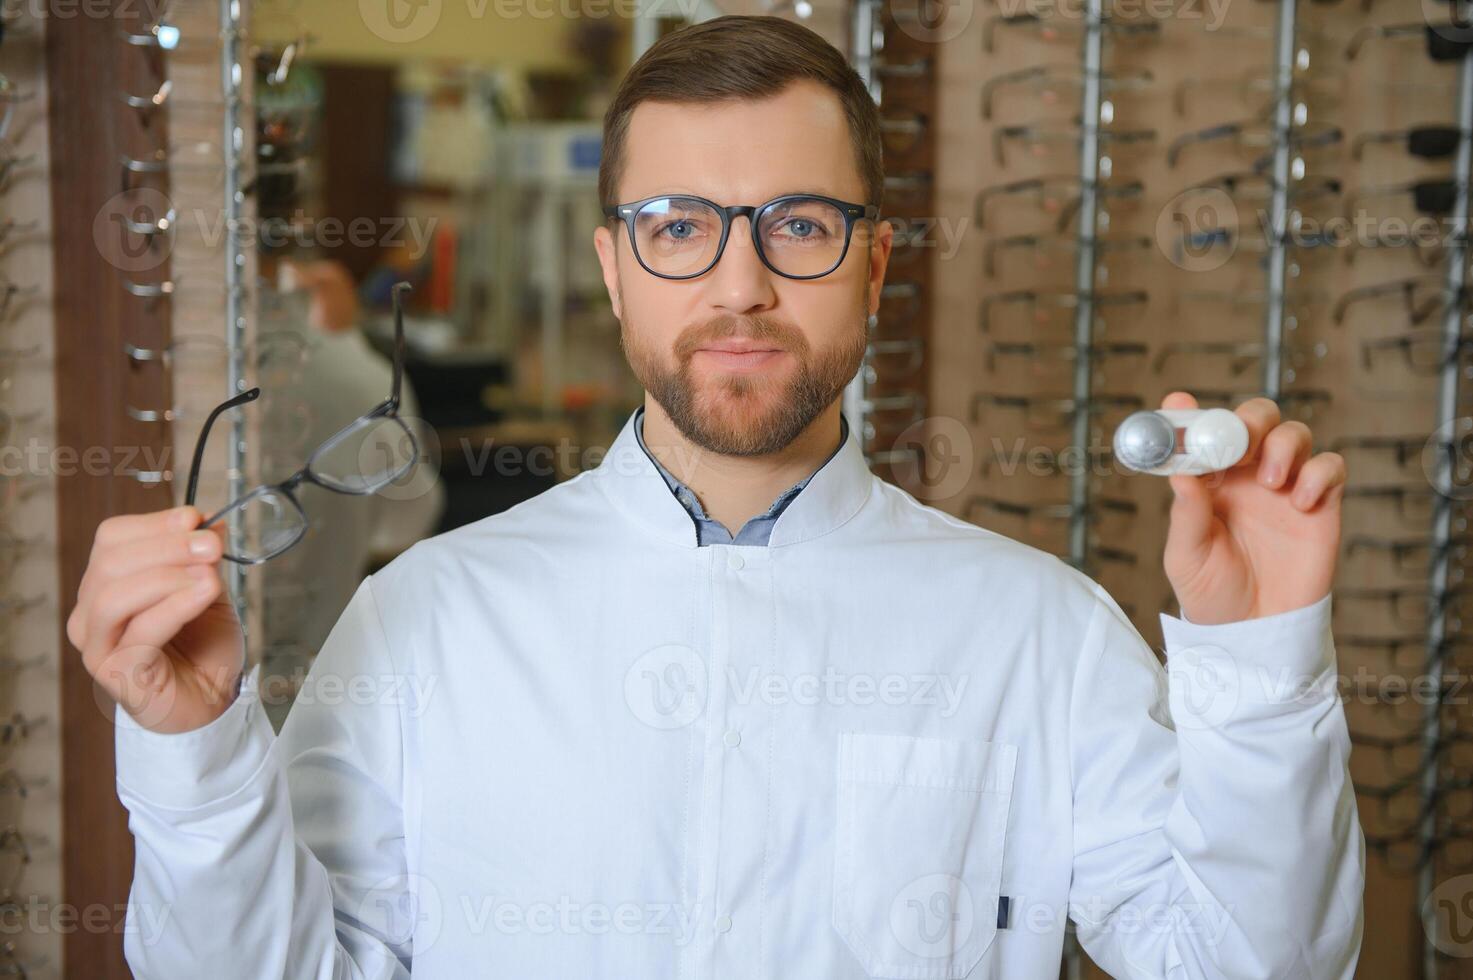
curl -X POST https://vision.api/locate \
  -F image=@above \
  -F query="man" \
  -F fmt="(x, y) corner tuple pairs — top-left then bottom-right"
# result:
(69, 15), (1362, 978)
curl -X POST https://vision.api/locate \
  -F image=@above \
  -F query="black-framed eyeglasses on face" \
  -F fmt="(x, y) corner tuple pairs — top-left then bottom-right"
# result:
(185, 281), (420, 565)
(603, 193), (880, 281)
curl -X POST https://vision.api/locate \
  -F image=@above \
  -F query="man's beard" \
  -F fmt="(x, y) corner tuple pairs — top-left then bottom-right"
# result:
(621, 309), (867, 457)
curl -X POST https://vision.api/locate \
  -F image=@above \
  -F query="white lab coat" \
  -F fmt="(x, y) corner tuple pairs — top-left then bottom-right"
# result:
(114, 407), (1364, 979)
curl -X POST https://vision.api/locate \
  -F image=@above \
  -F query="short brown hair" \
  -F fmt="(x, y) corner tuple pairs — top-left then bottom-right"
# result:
(598, 15), (882, 213)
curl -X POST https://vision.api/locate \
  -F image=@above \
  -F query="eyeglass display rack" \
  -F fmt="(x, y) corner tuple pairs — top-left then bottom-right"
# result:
(128, 0), (261, 624)
(2, 4), (61, 977)
(111, 0), (254, 604)
(133, 0), (331, 730)
(22, 0), (1473, 975)
(1418, 23), (1473, 979)
(1254, 9), (1472, 973)
(847, 0), (935, 486)
(928, 0), (1473, 974)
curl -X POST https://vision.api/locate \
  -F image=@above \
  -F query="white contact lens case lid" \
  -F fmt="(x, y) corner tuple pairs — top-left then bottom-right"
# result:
(1113, 408), (1249, 476)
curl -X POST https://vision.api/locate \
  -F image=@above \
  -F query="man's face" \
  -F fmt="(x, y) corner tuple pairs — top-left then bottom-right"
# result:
(593, 79), (892, 457)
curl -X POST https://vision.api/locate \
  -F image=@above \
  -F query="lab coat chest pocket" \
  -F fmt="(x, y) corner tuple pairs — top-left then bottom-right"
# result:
(833, 732), (1017, 980)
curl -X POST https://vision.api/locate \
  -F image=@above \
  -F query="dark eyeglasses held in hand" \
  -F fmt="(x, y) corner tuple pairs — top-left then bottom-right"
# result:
(185, 281), (420, 565)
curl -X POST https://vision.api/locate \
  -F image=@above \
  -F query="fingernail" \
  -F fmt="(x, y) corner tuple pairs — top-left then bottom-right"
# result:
(1260, 463), (1281, 486)
(188, 532), (216, 557)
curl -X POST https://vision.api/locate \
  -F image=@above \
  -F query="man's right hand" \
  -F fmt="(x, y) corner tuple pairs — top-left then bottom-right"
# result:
(67, 505), (245, 734)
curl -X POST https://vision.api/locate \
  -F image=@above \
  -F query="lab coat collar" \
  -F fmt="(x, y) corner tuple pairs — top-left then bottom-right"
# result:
(591, 407), (874, 550)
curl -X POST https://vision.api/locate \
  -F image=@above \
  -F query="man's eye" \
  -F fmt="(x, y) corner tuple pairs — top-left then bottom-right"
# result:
(656, 219), (707, 240)
(771, 218), (833, 240)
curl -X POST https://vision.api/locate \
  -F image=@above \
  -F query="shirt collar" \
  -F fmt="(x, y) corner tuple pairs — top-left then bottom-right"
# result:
(633, 404), (847, 529)
(590, 405), (873, 549)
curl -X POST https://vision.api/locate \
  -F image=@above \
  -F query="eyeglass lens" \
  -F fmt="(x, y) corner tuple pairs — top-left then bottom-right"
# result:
(630, 196), (851, 279)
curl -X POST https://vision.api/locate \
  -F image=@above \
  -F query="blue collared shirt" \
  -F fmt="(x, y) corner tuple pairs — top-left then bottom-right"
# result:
(632, 404), (849, 546)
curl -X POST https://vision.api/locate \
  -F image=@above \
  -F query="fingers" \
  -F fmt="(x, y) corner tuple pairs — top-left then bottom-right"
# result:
(116, 568), (223, 654)
(1161, 390), (1199, 411)
(1288, 451), (1348, 511)
(1255, 419), (1313, 489)
(77, 565), (215, 665)
(74, 525), (222, 634)
(91, 566), (224, 716)
(1233, 397), (1282, 467)
(88, 527), (221, 586)
(69, 508), (209, 651)
(91, 505), (201, 551)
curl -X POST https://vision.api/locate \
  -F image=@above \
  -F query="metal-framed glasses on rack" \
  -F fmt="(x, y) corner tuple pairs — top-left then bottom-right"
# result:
(1353, 125), (1467, 161)
(1332, 276), (1466, 325)
(981, 65), (1153, 121)
(183, 282), (420, 565)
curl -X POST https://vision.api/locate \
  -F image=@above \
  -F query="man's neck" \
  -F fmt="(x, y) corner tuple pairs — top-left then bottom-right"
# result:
(639, 399), (845, 538)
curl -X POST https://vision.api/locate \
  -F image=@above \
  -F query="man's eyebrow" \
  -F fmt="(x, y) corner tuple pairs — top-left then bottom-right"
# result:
(645, 188), (846, 202)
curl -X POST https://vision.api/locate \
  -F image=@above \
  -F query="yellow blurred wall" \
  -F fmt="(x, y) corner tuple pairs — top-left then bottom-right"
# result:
(256, 0), (632, 70)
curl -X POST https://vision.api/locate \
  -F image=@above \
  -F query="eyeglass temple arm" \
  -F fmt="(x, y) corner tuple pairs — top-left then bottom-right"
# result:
(390, 281), (412, 409)
(1345, 23), (1421, 59)
(185, 387), (260, 508)
(1168, 123), (1241, 168)
(980, 67), (1044, 120)
(1351, 129), (1411, 161)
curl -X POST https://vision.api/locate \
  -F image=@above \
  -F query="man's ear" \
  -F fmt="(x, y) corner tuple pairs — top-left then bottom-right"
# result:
(866, 218), (894, 315)
(593, 224), (623, 321)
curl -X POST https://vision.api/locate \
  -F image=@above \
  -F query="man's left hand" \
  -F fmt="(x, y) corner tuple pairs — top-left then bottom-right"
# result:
(1162, 390), (1347, 625)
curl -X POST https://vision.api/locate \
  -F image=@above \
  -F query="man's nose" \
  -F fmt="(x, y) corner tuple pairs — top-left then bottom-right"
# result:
(705, 215), (777, 314)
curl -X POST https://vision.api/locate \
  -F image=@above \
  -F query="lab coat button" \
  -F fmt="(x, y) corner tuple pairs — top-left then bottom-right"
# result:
(723, 729), (741, 748)
(715, 914), (733, 934)
(727, 552), (745, 570)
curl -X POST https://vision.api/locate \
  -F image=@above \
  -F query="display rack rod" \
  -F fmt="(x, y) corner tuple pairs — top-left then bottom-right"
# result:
(220, 0), (246, 608)
(1066, 1), (1104, 573)
(1260, 0), (1297, 399)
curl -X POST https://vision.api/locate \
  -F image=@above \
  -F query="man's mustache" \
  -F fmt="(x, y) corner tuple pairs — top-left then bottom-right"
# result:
(674, 315), (808, 359)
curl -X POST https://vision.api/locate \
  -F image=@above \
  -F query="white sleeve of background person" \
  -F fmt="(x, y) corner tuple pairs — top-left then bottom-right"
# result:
(1067, 588), (1364, 979)
(115, 575), (412, 979)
